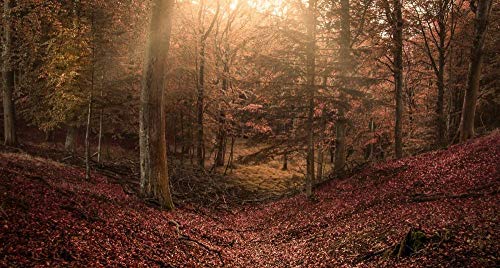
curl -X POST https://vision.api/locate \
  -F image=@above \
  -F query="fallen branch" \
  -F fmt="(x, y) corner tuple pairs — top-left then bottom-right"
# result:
(168, 220), (225, 266)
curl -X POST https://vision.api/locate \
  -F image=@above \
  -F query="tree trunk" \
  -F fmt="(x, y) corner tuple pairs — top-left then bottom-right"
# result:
(85, 93), (93, 180)
(393, 0), (404, 158)
(224, 136), (235, 175)
(305, 0), (317, 198)
(436, 53), (446, 147)
(459, 0), (493, 142)
(195, 1), (219, 169)
(436, 3), (447, 147)
(214, 110), (226, 167)
(139, 0), (175, 210)
(97, 108), (103, 163)
(317, 107), (327, 179)
(65, 126), (78, 152)
(334, 118), (346, 172)
(334, 0), (351, 173)
(196, 39), (206, 169)
(2, 0), (17, 146)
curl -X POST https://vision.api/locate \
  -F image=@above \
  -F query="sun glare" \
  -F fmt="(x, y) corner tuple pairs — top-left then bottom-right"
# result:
(229, 0), (289, 16)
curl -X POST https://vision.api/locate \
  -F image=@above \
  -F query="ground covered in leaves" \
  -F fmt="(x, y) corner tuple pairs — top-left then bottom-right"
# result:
(1, 133), (499, 267)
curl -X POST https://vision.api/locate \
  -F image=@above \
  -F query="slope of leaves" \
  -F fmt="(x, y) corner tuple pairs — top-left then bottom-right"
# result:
(1, 132), (499, 267)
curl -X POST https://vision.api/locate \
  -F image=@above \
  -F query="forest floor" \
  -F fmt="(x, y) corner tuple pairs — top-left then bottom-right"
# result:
(0, 132), (499, 267)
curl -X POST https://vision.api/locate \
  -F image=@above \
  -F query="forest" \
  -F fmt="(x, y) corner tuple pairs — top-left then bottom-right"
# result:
(0, 0), (498, 267)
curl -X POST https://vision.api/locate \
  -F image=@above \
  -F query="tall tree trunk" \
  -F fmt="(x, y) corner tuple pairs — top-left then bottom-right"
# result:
(436, 2), (447, 147)
(139, 0), (175, 210)
(305, 0), (317, 198)
(334, 0), (351, 173)
(393, 0), (404, 158)
(459, 0), (493, 142)
(97, 108), (103, 163)
(436, 51), (446, 147)
(215, 60), (229, 167)
(2, 0), (17, 146)
(65, 126), (78, 152)
(85, 93), (93, 180)
(196, 42), (206, 169)
(195, 0), (219, 169)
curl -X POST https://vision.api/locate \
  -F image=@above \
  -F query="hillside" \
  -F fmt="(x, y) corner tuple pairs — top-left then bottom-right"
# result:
(1, 132), (499, 267)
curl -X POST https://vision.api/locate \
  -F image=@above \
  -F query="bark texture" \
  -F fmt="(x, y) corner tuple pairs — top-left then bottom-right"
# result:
(459, 0), (493, 142)
(139, 0), (175, 209)
(334, 0), (351, 172)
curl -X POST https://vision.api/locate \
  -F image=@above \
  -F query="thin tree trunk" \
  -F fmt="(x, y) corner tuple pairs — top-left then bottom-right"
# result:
(2, 0), (17, 146)
(224, 136), (235, 175)
(214, 110), (226, 167)
(317, 110), (327, 179)
(436, 4), (447, 147)
(196, 38), (206, 169)
(139, 0), (175, 210)
(305, 0), (317, 198)
(196, 1), (219, 169)
(459, 0), (493, 141)
(334, 0), (351, 173)
(97, 108), (103, 163)
(393, 0), (404, 158)
(85, 93), (93, 180)
(180, 110), (185, 166)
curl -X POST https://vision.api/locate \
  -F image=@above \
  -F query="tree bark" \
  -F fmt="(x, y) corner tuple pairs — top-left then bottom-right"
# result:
(139, 0), (175, 210)
(334, 0), (351, 172)
(85, 93), (92, 180)
(196, 41), (206, 169)
(196, 0), (219, 169)
(97, 107), (103, 163)
(317, 111), (327, 180)
(393, 0), (404, 158)
(435, 2), (448, 147)
(459, 0), (493, 142)
(305, 0), (317, 198)
(2, 0), (17, 146)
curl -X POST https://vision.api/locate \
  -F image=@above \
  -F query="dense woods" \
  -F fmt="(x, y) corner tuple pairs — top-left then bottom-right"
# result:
(0, 0), (498, 266)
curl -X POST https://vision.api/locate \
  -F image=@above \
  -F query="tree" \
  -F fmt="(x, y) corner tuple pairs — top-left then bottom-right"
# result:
(334, 0), (352, 173)
(305, 0), (317, 198)
(2, 0), (18, 146)
(382, 0), (404, 158)
(139, 0), (175, 209)
(196, 0), (220, 169)
(459, 0), (493, 141)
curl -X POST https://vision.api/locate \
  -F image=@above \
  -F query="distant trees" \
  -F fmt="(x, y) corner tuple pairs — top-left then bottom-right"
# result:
(411, 0), (460, 147)
(0, 0), (498, 202)
(139, 0), (175, 209)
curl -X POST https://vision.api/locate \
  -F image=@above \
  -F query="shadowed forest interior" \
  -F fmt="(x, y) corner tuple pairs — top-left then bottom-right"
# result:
(0, 0), (498, 267)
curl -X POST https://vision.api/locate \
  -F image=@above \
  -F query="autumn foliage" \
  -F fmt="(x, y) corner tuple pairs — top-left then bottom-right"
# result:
(1, 132), (498, 267)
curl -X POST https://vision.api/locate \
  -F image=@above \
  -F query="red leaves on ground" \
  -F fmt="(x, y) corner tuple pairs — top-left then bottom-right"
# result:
(1, 132), (499, 267)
